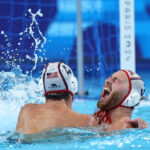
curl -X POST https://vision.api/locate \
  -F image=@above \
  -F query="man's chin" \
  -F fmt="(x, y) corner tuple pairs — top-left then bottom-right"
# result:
(97, 97), (110, 110)
(97, 91), (125, 111)
(97, 92), (116, 110)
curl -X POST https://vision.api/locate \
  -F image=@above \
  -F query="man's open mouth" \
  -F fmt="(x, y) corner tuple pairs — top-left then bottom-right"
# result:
(98, 85), (112, 108)
(102, 87), (111, 98)
(100, 84), (112, 102)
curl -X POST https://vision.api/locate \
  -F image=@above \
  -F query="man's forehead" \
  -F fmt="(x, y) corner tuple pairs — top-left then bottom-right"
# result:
(111, 70), (128, 80)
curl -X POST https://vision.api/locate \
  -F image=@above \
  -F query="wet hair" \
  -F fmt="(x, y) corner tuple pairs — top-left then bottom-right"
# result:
(45, 92), (70, 101)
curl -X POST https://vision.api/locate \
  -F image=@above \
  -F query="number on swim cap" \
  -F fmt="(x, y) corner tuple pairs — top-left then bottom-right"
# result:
(62, 65), (72, 75)
(141, 88), (145, 97)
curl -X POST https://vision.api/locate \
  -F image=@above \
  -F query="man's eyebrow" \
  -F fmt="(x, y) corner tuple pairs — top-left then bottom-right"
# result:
(112, 76), (121, 81)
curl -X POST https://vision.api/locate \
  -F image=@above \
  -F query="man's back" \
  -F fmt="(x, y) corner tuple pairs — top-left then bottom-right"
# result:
(16, 101), (98, 134)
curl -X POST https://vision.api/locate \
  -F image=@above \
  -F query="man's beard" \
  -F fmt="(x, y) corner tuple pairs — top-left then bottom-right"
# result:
(97, 91), (125, 111)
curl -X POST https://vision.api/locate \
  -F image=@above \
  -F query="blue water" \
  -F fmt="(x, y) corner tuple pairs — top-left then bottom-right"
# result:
(0, 70), (150, 150)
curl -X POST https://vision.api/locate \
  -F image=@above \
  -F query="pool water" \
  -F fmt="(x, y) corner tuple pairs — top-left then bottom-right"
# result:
(0, 70), (150, 150)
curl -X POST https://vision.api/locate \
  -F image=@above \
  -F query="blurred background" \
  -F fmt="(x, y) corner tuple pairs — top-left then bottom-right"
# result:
(0, 0), (149, 99)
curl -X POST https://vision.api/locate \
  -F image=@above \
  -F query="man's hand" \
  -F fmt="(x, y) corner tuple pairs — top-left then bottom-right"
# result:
(126, 117), (148, 129)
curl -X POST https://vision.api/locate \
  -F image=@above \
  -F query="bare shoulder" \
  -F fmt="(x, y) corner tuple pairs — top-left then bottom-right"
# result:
(74, 112), (98, 127)
(21, 103), (36, 110)
(16, 103), (38, 131)
(20, 103), (38, 115)
(82, 114), (98, 126)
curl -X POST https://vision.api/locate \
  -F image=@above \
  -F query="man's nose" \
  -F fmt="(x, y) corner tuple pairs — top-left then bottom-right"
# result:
(105, 77), (112, 85)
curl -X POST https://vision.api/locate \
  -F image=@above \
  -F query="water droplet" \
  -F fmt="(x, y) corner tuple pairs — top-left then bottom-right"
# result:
(1, 31), (4, 34)
(19, 32), (23, 35)
(28, 8), (32, 13)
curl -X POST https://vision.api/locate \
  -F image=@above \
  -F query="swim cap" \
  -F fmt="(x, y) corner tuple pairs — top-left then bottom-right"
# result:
(43, 62), (78, 97)
(119, 70), (145, 107)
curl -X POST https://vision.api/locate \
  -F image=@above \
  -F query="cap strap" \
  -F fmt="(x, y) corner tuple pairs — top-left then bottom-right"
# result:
(94, 110), (111, 125)
(119, 70), (132, 107)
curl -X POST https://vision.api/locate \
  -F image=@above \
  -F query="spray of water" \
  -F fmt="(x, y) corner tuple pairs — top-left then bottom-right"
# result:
(19, 8), (47, 72)
(0, 9), (47, 74)
(0, 9), (47, 135)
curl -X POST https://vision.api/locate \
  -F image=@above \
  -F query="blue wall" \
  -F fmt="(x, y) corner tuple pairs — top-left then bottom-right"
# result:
(0, 0), (150, 73)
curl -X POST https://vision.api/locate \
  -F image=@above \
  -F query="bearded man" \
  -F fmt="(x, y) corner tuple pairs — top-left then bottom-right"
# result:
(94, 70), (147, 131)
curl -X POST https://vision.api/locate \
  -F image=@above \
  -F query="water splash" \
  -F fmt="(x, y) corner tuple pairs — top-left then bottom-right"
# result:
(28, 9), (46, 48)
(1, 30), (8, 41)
(0, 9), (48, 134)
(0, 9), (49, 142)
(0, 9), (47, 74)
(0, 68), (45, 133)
(19, 9), (47, 72)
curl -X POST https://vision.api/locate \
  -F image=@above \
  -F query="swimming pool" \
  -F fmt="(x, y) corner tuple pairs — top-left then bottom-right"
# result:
(0, 70), (150, 150)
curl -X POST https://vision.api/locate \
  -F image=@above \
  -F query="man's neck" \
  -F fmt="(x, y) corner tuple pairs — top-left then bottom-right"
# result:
(108, 106), (132, 123)
(46, 99), (72, 109)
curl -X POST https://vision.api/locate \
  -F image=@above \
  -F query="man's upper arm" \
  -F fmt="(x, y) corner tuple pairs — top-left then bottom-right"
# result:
(80, 114), (98, 127)
(16, 104), (31, 130)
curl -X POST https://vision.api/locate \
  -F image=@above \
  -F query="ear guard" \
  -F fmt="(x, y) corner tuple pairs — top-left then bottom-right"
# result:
(120, 70), (145, 107)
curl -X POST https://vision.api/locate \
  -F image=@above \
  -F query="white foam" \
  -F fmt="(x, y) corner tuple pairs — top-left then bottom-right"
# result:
(0, 71), (45, 133)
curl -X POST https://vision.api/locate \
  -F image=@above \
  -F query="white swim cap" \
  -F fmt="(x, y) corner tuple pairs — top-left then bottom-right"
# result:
(120, 70), (145, 107)
(43, 62), (78, 97)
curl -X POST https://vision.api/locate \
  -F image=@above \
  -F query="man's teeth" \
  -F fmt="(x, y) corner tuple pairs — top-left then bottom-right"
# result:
(103, 88), (110, 94)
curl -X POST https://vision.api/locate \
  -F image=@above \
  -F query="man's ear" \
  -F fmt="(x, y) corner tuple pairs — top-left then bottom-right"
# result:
(141, 96), (146, 100)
